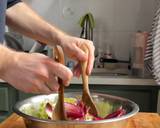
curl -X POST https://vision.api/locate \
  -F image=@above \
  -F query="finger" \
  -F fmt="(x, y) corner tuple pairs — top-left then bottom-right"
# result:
(23, 84), (40, 94)
(72, 44), (87, 61)
(85, 41), (95, 75)
(36, 67), (49, 82)
(29, 78), (52, 94)
(36, 82), (52, 94)
(48, 61), (73, 86)
(46, 75), (59, 92)
(26, 82), (52, 94)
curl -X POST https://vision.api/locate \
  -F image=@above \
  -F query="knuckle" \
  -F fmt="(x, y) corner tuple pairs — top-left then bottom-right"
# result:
(43, 57), (53, 66)
(84, 40), (95, 50)
(86, 40), (93, 45)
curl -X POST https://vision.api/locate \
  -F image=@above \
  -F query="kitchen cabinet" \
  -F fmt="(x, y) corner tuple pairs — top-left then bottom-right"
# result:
(66, 84), (159, 112)
(0, 83), (17, 122)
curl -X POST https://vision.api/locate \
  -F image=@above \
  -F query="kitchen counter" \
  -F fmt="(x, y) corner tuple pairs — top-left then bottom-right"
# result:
(0, 113), (160, 128)
(0, 67), (157, 86)
(71, 76), (157, 86)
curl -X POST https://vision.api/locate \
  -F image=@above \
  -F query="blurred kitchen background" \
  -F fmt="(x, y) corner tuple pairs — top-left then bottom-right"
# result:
(1, 0), (160, 122)
(23, 0), (155, 56)
(6, 0), (157, 77)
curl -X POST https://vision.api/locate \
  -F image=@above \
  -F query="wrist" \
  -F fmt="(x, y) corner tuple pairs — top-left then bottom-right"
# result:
(49, 27), (67, 46)
(58, 31), (67, 45)
(0, 45), (18, 78)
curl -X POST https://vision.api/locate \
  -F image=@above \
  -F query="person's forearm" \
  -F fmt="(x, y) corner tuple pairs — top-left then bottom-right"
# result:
(0, 45), (16, 77)
(6, 2), (64, 46)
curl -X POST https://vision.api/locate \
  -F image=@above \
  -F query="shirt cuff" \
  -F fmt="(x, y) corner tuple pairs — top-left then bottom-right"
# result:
(7, 0), (22, 8)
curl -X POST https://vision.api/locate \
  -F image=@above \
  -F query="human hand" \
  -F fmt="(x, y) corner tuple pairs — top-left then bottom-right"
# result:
(59, 34), (95, 76)
(1, 52), (72, 94)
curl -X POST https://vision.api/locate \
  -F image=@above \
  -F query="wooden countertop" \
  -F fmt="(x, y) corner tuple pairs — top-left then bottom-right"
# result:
(0, 113), (160, 128)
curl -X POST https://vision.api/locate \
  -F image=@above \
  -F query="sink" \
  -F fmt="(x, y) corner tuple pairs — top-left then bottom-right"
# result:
(91, 68), (130, 76)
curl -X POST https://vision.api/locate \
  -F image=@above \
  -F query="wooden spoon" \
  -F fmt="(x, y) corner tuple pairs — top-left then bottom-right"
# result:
(52, 46), (67, 120)
(80, 44), (98, 116)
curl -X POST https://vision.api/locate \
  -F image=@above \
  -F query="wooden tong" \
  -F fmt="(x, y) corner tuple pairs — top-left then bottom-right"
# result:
(80, 44), (98, 115)
(52, 45), (67, 120)
(52, 44), (97, 120)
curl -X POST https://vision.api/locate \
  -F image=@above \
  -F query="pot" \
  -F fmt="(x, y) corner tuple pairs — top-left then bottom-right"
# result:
(13, 92), (139, 128)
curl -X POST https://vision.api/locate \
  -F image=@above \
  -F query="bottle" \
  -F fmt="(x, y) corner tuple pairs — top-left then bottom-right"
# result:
(131, 31), (149, 77)
(95, 48), (104, 68)
(104, 44), (113, 59)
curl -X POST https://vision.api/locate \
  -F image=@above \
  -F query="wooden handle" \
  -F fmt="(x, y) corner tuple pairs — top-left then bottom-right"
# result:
(80, 44), (98, 115)
(53, 46), (67, 120)
(80, 44), (89, 93)
(54, 46), (65, 64)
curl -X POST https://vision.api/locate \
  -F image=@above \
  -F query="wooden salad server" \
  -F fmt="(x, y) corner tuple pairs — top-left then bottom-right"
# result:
(80, 44), (98, 116)
(52, 45), (67, 120)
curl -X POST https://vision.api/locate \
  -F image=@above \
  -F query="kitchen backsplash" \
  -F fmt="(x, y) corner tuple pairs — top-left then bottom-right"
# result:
(23, 0), (157, 61)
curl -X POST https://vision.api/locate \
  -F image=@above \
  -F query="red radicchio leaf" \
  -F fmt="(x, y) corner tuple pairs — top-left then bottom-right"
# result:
(45, 103), (53, 119)
(94, 116), (103, 120)
(45, 102), (85, 120)
(105, 106), (126, 119)
(46, 101), (126, 121)
(77, 100), (87, 114)
(64, 102), (84, 119)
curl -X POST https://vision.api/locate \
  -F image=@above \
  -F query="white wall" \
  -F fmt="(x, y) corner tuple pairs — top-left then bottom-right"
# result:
(23, 0), (157, 60)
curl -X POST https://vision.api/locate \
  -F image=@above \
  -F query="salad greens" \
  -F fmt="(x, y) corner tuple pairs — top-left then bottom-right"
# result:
(21, 97), (125, 121)
(21, 102), (48, 119)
